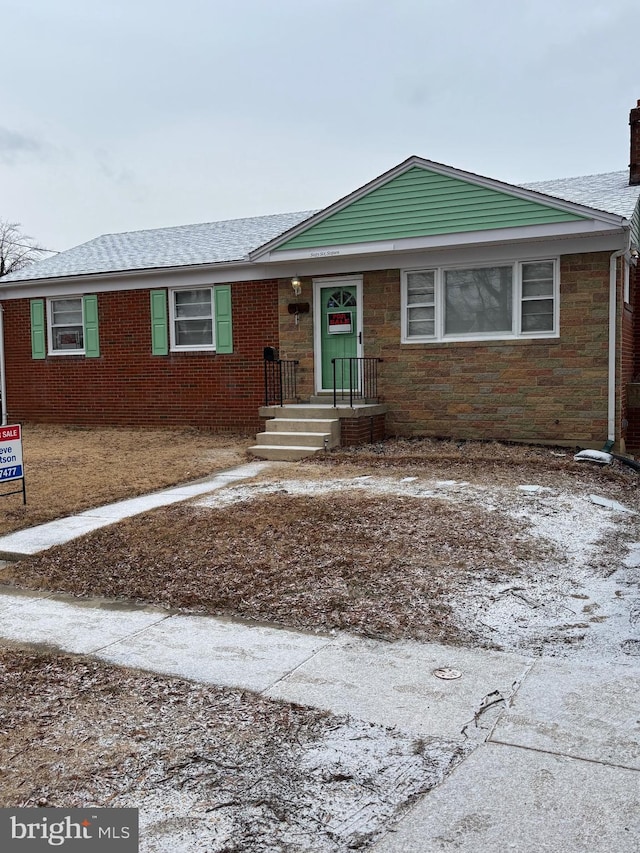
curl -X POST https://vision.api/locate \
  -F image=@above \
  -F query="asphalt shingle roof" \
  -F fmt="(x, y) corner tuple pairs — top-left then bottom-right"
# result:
(3, 169), (639, 285)
(520, 170), (640, 219)
(1, 210), (317, 283)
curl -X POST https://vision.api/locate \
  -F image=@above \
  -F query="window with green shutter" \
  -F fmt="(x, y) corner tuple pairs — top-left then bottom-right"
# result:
(165, 285), (233, 353)
(48, 297), (84, 353)
(44, 295), (101, 356)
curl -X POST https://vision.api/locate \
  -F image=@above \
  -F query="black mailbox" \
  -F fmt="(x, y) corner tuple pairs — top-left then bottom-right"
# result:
(263, 346), (278, 362)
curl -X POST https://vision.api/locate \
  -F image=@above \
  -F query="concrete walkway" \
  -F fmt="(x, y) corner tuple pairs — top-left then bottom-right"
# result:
(0, 460), (271, 558)
(0, 462), (638, 851)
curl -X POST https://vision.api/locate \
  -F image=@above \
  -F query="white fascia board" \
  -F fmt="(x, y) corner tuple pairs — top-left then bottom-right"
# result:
(262, 220), (627, 264)
(0, 230), (627, 301)
(268, 239), (397, 262)
(0, 261), (255, 300)
(259, 232), (628, 280)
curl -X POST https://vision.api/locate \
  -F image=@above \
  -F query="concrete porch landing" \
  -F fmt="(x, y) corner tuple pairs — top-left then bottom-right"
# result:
(250, 402), (388, 461)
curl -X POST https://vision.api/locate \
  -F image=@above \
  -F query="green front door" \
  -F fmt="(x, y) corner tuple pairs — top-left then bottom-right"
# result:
(320, 284), (359, 390)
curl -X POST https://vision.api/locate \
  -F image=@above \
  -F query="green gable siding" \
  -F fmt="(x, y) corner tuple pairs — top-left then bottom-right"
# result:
(276, 167), (587, 251)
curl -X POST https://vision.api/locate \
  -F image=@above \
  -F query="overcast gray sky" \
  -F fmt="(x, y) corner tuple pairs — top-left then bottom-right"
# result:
(2, 0), (638, 252)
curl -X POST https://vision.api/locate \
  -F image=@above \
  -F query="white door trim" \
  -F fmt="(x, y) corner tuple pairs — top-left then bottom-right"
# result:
(313, 275), (363, 393)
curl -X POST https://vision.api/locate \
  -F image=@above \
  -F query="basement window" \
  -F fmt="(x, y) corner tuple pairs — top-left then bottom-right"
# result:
(402, 259), (558, 343)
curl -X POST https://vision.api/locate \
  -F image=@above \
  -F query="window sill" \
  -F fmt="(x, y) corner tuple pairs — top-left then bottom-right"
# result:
(169, 347), (217, 353)
(401, 332), (559, 346)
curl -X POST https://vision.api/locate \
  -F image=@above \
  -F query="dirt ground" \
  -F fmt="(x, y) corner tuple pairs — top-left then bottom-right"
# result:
(0, 424), (251, 536)
(1, 430), (639, 851)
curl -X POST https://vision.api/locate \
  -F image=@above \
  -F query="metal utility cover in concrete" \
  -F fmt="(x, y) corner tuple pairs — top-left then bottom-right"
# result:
(265, 636), (533, 740)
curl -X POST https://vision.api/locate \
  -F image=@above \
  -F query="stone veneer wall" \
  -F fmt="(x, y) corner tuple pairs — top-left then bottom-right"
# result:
(278, 252), (615, 447)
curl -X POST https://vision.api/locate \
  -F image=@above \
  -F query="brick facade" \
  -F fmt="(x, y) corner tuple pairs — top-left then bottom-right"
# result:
(340, 413), (386, 446)
(3, 252), (635, 449)
(3, 280), (279, 432)
(278, 253), (618, 447)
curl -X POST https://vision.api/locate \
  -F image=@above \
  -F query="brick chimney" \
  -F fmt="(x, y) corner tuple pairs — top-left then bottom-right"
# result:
(631, 99), (640, 185)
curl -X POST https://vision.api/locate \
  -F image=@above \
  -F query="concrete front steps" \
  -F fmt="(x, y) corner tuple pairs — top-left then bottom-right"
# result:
(249, 409), (341, 461)
(250, 402), (388, 461)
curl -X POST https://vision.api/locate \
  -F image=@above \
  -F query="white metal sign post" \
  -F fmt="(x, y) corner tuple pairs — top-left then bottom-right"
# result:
(0, 424), (26, 504)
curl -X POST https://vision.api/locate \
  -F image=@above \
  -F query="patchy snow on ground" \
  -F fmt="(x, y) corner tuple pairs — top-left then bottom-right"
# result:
(459, 485), (636, 662)
(0, 647), (473, 853)
(119, 721), (472, 853)
(196, 475), (640, 664)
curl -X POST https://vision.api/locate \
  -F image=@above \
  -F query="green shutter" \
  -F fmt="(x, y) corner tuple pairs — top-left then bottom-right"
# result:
(150, 290), (168, 355)
(83, 294), (100, 357)
(214, 284), (233, 353)
(30, 299), (46, 359)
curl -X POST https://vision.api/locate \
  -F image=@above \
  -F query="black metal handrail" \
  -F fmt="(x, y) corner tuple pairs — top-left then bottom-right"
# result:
(332, 357), (383, 406)
(264, 356), (299, 406)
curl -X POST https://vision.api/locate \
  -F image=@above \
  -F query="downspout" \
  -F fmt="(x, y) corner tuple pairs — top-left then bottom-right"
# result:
(606, 247), (626, 450)
(0, 302), (6, 426)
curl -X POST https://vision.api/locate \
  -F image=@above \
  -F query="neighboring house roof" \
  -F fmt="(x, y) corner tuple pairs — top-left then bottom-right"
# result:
(3, 161), (639, 285)
(0, 210), (317, 284)
(519, 170), (640, 220)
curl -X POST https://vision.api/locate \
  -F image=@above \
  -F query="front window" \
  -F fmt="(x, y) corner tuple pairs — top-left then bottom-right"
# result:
(406, 271), (435, 338)
(48, 297), (84, 353)
(444, 266), (512, 335)
(170, 288), (214, 350)
(520, 262), (555, 332)
(402, 259), (558, 342)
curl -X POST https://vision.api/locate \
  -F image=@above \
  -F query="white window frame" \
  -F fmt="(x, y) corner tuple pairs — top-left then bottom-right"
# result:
(47, 296), (85, 355)
(401, 258), (559, 343)
(169, 287), (216, 352)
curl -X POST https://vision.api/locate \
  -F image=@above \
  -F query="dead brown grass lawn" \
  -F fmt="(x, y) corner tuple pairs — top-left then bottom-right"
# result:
(0, 424), (251, 535)
(0, 647), (329, 810)
(312, 437), (640, 497)
(1, 434), (637, 646)
(1, 491), (553, 645)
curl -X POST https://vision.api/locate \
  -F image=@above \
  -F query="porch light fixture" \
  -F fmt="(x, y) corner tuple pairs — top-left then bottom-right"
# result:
(291, 276), (302, 296)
